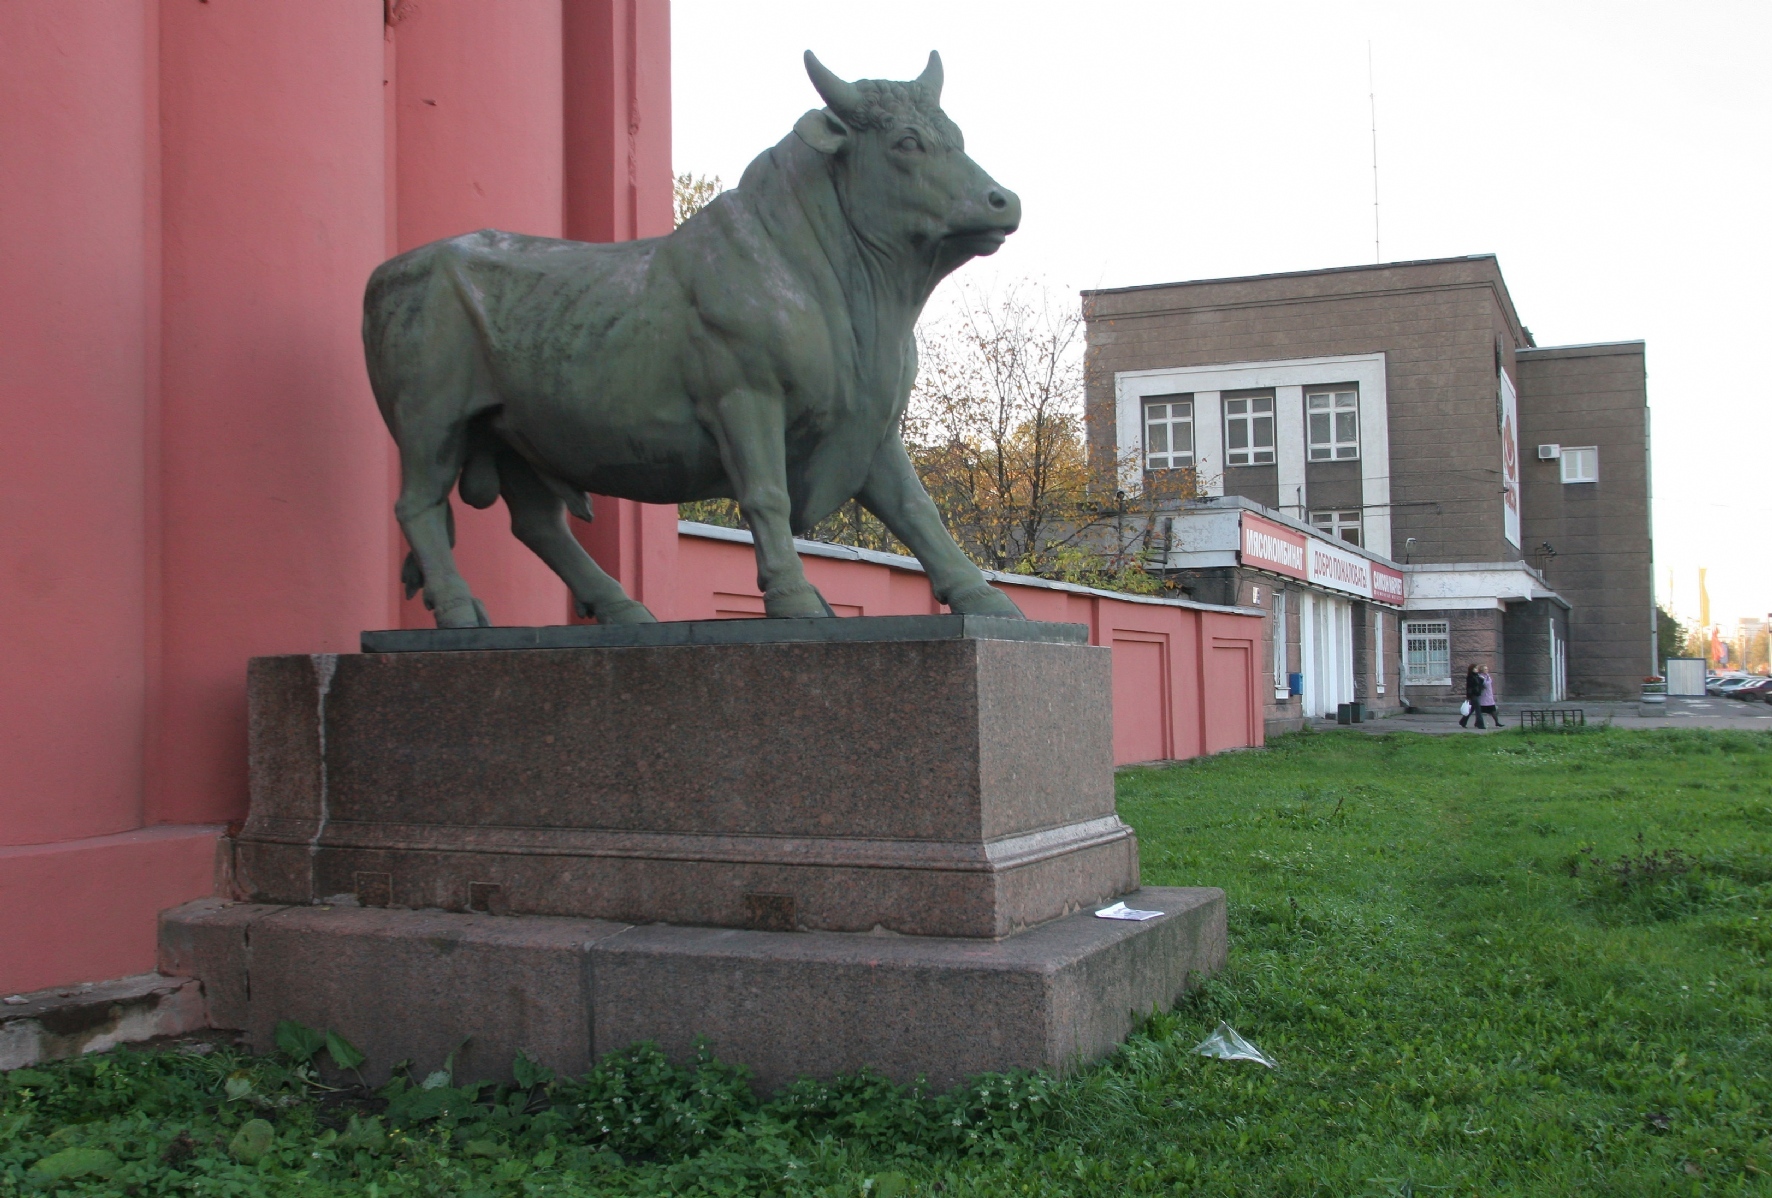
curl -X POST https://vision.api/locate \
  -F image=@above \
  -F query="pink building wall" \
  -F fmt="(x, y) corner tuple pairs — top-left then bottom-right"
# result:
(0, 0), (672, 996)
(670, 528), (1264, 764)
(0, 1), (1259, 997)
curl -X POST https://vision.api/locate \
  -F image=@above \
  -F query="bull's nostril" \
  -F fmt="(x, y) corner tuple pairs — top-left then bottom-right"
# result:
(987, 190), (1007, 210)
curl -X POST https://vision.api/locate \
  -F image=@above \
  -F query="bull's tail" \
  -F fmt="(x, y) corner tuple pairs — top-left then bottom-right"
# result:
(400, 550), (424, 600)
(400, 504), (458, 601)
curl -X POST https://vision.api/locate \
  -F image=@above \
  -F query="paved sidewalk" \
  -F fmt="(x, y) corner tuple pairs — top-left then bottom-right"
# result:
(1311, 696), (1772, 735)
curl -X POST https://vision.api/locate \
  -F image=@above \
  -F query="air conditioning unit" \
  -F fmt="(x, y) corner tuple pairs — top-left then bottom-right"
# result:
(1536, 444), (1561, 460)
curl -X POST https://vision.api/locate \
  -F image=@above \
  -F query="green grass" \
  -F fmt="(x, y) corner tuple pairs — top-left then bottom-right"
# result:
(4, 726), (1771, 1196)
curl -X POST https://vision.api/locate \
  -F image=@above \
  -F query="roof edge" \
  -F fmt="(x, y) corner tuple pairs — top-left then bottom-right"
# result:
(1080, 254), (1498, 298)
(1516, 340), (1645, 360)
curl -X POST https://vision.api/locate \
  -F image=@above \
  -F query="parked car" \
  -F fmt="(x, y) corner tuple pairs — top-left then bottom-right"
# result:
(1706, 674), (1754, 696)
(1728, 677), (1772, 701)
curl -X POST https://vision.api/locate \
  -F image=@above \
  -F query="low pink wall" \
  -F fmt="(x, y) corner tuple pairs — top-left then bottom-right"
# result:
(673, 528), (1265, 765)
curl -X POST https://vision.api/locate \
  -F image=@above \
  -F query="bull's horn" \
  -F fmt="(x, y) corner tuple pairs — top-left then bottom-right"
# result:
(916, 51), (943, 105)
(804, 51), (862, 118)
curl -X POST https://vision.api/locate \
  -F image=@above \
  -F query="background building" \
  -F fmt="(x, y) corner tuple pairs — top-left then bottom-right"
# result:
(1084, 255), (1651, 706)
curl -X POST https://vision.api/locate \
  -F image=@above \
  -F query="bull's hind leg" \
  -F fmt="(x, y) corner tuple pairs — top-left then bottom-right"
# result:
(394, 426), (490, 629)
(496, 447), (657, 625)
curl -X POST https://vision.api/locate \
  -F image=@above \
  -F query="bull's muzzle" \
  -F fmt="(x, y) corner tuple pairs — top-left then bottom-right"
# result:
(952, 186), (1020, 255)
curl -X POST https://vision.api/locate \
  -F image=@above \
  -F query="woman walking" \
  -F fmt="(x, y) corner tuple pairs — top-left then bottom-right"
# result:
(1478, 664), (1502, 728)
(1459, 664), (1485, 729)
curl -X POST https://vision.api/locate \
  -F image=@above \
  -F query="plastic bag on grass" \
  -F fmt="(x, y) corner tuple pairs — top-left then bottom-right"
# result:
(1193, 1021), (1276, 1068)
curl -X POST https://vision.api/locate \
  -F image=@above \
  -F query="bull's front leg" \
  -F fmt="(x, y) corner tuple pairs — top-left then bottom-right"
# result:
(711, 389), (832, 618)
(858, 432), (1024, 618)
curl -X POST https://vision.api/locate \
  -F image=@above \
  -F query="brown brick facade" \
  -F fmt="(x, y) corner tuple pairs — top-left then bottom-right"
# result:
(1517, 344), (1653, 697)
(1084, 256), (1649, 706)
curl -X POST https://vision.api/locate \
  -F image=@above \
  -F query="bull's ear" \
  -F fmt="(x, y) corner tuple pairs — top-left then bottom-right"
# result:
(794, 108), (850, 156)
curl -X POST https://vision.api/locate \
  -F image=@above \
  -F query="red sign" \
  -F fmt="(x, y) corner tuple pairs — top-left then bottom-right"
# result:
(1371, 563), (1405, 607)
(1239, 513), (1307, 580)
(1240, 512), (1404, 607)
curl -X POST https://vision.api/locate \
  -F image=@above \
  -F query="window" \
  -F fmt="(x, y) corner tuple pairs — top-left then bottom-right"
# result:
(1403, 620), (1451, 685)
(1143, 395), (1193, 470)
(1374, 611), (1386, 695)
(1309, 508), (1362, 546)
(1273, 588), (1289, 698)
(1307, 389), (1359, 460)
(1560, 446), (1598, 484)
(1224, 396), (1275, 465)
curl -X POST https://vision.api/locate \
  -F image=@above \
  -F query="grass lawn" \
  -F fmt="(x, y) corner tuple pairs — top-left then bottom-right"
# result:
(4, 726), (1770, 1196)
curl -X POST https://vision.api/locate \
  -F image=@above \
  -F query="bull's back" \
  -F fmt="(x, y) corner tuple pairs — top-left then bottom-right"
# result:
(363, 229), (662, 415)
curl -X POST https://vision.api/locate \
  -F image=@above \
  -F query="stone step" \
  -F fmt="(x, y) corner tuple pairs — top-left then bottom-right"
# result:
(1, 972), (206, 1071)
(159, 886), (1225, 1093)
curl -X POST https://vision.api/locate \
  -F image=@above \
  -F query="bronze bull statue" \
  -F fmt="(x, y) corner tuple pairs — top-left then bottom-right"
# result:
(364, 51), (1024, 627)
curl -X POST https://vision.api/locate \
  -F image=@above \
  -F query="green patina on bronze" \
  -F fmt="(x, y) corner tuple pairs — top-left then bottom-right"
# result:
(364, 51), (1023, 627)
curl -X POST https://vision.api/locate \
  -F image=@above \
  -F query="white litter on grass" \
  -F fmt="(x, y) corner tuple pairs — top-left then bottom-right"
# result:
(1193, 1021), (1276, 1068)
(1094, 901), (1164, 921)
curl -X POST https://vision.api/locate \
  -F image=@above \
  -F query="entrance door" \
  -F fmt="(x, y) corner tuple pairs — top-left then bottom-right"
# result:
(1549, 618), (1566, 700)
(1299, 591), (1317, 716)
(1303, 593), (1355, 717)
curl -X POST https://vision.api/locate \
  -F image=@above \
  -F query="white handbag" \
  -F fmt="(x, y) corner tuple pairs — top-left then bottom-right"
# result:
(1460, 700), (1472, 717)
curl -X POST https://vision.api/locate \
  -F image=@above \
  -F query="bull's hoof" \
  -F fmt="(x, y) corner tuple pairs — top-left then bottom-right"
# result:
(945, 582), (1024, 618)
(434, 596), (491, 628)
(593, 598), (657, 625)
(764, 584), (833, 619)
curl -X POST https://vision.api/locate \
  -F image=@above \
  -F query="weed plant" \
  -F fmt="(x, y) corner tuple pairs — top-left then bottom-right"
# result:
(3, 726), (1769, 1195)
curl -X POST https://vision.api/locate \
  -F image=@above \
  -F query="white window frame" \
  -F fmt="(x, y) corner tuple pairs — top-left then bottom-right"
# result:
(1403, 620), (1451, 685)
(1309, 508), (1363, 546)
(1223, 395), (1275, 466)
(1111, 353), (1391, 556)
(1307, 388), (1360, 461)
(1143, 395), (1194, 471)
(1560, 445), (1598, 484)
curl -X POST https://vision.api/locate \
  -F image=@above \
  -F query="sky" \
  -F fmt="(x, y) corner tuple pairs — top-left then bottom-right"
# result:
(672, 1), (1772, 628)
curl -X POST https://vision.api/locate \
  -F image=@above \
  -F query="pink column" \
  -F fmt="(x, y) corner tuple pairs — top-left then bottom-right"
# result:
(0, 0), (155, 848)
(563, 0), (681, 617)
(154, 0), (391, 825)
(392, 0), (570, 628)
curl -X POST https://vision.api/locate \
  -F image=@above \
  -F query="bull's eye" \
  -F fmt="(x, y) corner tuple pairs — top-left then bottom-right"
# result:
(895, 135), (922, 153)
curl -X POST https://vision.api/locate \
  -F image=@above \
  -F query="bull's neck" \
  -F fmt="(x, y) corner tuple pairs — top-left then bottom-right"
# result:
(739, 135), (940, 347)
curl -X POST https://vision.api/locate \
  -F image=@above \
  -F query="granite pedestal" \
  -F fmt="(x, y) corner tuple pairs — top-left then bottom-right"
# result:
(233, 616), (1136, 938)
(164, 616), (1227, 1089)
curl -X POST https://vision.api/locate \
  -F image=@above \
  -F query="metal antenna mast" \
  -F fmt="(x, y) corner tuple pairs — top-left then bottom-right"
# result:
(1368, 41), (1381, 262)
